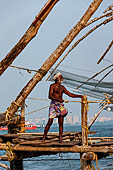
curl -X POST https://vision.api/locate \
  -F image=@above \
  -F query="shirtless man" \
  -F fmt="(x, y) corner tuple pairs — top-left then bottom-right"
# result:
(42, 72), (83, 142)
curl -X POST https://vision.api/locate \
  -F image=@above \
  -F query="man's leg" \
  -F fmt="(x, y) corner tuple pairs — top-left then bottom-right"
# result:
(42, 118), (53, 140)
(58, 116), (64, 142)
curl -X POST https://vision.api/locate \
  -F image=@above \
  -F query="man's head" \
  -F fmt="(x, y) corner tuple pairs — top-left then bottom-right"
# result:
(53, 72), (63, 83)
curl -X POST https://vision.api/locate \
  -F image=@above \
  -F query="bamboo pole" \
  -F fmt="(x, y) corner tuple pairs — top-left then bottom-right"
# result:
(0, 0), (103, 126)
(0, 0), (59, 76)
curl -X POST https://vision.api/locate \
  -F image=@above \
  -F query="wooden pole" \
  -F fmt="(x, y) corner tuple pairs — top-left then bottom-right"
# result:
(9, 102), (25, 170)
(81, 95), (88, 146)
(0, 0), (59, 76)
(80, 95), (89, 170)
(88, 103), (108, 129)
(97, 40), (113, 64)
(20, 101), (25, 133)
(0, 0), (103, 126)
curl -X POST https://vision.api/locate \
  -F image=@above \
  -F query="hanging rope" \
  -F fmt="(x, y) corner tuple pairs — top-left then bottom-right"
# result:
(28, 97), (49, 101)
(6, 142), (15, 161)
(92, 153), (100, 170)
(10, 65), (39, 73)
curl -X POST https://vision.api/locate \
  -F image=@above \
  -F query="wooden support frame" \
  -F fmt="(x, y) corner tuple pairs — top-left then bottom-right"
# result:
(80, 95), (90, 170)
(81, 95), (88, 146)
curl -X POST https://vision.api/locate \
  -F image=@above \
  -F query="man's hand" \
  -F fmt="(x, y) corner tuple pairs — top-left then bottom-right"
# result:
(64, 100), (69, 103)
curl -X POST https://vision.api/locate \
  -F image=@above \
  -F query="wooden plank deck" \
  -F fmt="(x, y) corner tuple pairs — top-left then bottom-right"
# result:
(0, 132), (113, 157)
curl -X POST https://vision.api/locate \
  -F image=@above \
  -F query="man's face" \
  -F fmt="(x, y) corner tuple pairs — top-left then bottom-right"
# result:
(58, 75), (63, 83)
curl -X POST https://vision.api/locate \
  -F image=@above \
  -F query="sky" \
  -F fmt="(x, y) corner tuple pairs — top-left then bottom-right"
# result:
(0, 0), (113, 122)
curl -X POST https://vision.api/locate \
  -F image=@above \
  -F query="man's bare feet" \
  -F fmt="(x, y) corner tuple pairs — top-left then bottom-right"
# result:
(42, 136), (46, 141)
(59, 138), (63, 143)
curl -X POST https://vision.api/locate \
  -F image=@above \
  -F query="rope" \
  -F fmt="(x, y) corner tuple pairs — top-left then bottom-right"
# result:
(27, 97), (113, 104)
(3, 101), (22, 125)
(1, 96), (112, 125)
(26, 105), (50, 115)
(6, 142), (15, 161)
(10, 65), (38, 73)
(12, 101), (22, 107)
(91, 164), (95, 170)
(82, 126), (89, 133)
(92, 153), (100, 170)
(25, 100), (98, 116)
(5, 110), (12, 125)
(28, 97), (49, 101)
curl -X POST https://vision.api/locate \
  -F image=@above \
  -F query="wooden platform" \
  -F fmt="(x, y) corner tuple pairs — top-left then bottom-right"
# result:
(0, 132), (113, 160)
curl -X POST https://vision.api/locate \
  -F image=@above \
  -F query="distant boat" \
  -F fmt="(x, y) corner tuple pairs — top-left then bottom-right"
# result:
(0, 127), (8, 131)
(0, 123), (37, 131)
(25, 123), (37, 130)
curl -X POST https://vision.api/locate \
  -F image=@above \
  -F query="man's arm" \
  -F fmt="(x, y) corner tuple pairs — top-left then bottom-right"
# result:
(63, 86), (83, 98)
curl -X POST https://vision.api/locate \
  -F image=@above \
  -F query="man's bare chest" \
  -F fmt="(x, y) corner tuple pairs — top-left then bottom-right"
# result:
(53, 85), (63, 94)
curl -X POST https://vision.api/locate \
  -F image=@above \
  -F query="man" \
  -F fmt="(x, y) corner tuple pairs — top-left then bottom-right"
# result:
(42, 72), (83, 142)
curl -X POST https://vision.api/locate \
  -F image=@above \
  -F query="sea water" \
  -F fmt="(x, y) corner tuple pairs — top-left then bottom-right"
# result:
(0, 124), (113, 170)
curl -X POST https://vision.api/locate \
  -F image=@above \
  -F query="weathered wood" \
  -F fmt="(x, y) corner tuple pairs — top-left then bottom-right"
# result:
(80, 153), (91, 170)
(81, 95), (88, 146)
(81, 95), (89, 169)
(0, 155), (8, 161)
(1, 143), (113, 154)
(92, 141), (113, 146)
(0, 0), (59, 76)
(0, 132), (96, 144)
(20, 101), (25, 133)
(19, 140), (80, 147)
(0, 163), (10, 170)
(0, 132), (81, 138)
(82, 152), (95, 161)
(89, 137), (113, 140)
(0, 113), (6, 126)
(12, 145), (113, 153)
(0, 138), (3, 143)
(0, 0), (103, 126)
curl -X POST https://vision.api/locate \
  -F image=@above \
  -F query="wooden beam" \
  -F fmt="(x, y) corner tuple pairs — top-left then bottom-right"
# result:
(0, 0), (59, 76)
(81, 95), (88, 146)
(20, 101), (25, 133)
(0, 163), (10, 170)
(12, 145), (113, 153)
(81, 95), (89, 170)
(1, 144), (113, 153)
